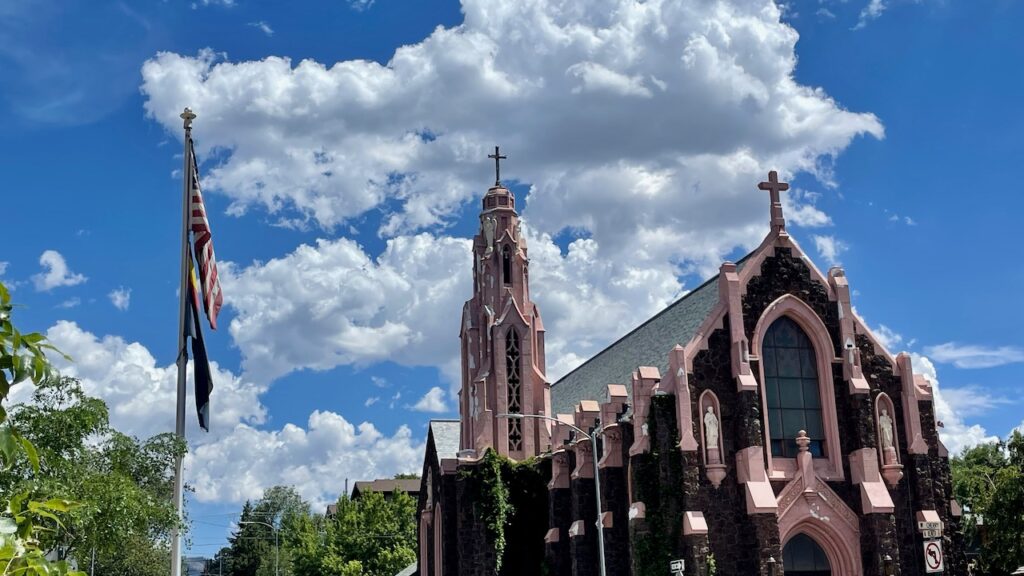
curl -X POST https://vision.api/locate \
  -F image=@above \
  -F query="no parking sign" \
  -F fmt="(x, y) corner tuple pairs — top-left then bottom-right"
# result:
(924, 540), (944, 573)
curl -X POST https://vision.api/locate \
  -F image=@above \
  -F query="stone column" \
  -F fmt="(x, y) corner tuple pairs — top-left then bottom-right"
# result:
(570, 439), (597, 576)
(547, 450), (574, 576)
(598, 423), (629, 575)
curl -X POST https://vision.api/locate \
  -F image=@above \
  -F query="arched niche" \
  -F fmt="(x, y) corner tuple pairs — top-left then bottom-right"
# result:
(874, 392), (900, 463)
(698, 390), (727, 487)
(875, 392), (904, 486)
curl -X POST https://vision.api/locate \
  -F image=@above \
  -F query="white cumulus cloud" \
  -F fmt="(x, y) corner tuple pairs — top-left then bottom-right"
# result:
(32, 321), (420, 506)
(108, 287), (132, 311)
(912, 354), (1000, 455)
(812, 234), (847, 266)
(140, 0), (882, 272)
(923, 342), (1024, 369)
(32, 250), (87, 291)
(412, 387), (449, 413)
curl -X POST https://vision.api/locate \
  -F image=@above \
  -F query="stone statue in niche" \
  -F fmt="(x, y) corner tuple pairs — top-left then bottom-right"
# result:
(879, 408), (894, 450)
(482, 216), (497, 258)
(703, 405), (720, 449)
(702, 401), (727, 488)
(878, 404), (904, 487)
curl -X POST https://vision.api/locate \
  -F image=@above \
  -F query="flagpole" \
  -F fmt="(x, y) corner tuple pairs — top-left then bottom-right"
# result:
(171, 107), (195, 576)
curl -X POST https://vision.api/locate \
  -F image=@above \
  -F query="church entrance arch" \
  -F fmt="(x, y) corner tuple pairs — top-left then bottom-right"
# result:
(783, 533), (832, 575)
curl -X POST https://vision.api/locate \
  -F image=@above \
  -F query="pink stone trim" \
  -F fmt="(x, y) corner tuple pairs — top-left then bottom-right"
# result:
(735, 446), (777, 514)
(683, 511), (708, 535)
(719, 261), (758, 392)
(629, 369), (659, 456)
(950, 499), (963, 517)
(419, 508), (432, 576)
(600, 511), (613, 528)
(433, 503), (443, 576)
(777, 475), (863, 576)
(849, 448), (895, 514)
(551, 413), (575, 448)
(896, 353), (929, 455)
(549, 450), (571, 490)
(751, 294), (845, 481)
(828, 268), (870, 394)
(667, 346), (699, 452)
(569, 520), (585, 538)
(572, 439), (594, 480)
(597, 424), (624, 469)
(544, 528), (560, 543)
(628, 502), (646, 522)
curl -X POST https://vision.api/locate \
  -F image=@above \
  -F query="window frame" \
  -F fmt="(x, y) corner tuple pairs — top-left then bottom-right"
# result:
(752, 294), (844, 481)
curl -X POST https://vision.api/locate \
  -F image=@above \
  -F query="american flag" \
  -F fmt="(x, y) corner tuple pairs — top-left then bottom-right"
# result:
(189, 141), (223, 330)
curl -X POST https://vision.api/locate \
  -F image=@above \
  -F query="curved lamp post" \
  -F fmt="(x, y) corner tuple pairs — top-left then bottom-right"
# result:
(497, 412), (607, 576)
(240, 520), (278, 576)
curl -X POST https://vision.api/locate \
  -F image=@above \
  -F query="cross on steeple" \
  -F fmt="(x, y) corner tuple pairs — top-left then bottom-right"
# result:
(757, 170), (789, 231)
(487, 146), (507, 186)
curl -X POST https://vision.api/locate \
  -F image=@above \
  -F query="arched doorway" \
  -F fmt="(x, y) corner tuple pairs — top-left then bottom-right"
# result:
(783, 533), (832, 575)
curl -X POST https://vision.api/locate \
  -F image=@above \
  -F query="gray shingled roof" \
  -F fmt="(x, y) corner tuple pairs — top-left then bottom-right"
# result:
(429, 420), (461, 464)
(550, 263), (734, 415)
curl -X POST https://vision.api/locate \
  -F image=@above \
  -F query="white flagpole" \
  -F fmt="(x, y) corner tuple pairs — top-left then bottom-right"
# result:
(171, 107), (196, 576)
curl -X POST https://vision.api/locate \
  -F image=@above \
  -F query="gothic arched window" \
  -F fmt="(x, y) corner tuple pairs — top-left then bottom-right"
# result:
(506, 328), (523, 452)
(502, 245), (513, 285)
(763, 316), (825, 458)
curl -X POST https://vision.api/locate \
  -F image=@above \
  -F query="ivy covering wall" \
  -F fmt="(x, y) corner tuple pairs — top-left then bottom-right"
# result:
(459, 449), (549, 575)
(630, 395), (686, 576)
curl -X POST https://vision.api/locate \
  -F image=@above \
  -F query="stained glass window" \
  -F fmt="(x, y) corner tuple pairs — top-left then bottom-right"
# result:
(763, 316), (825, 458)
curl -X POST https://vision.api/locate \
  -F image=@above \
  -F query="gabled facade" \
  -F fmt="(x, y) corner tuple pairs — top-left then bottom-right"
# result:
(415, 170), (966, 576)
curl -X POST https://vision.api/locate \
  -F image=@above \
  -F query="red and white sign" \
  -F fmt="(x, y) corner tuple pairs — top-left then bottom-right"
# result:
(924, 540), (944, 573)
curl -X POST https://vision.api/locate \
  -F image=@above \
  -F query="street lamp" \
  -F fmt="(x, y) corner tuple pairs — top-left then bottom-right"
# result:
(497, 413), (607, 576)
(240, 520), (279, 576)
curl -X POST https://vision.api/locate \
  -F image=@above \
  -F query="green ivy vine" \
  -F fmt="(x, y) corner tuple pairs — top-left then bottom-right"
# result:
(460, 449), (543, 575)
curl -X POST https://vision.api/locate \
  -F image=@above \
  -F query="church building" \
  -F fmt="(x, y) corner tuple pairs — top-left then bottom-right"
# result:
(415, 159), (965, 575)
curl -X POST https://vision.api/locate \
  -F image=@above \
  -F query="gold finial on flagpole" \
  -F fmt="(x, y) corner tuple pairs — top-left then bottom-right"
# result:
(180, 107), (196, 131)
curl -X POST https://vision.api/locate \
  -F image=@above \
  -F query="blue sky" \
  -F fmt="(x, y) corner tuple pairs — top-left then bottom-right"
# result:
(1, 0), (1021, 557)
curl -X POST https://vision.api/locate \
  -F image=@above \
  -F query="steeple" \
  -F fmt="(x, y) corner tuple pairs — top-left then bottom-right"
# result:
(458, 149), (550, 459)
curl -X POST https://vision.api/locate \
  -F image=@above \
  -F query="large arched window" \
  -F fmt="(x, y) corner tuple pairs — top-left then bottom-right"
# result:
(763, 317), (825, 458)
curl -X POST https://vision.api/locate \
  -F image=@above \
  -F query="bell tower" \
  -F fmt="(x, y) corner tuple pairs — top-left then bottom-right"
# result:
(458, 147), (551, 459)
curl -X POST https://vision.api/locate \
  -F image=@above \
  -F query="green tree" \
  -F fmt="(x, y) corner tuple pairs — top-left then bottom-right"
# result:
(0, 281), (83, 575)
(0, 375), (185, 575)
(227, 487), (307, 576)
(952, 431), (1024, 575)
(286, 491), (416, 576)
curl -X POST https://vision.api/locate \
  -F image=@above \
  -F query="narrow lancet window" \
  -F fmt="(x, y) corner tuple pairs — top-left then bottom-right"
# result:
(502, 244), (513, 285)
(763, 316), (825, 457)
(506, 328), (523, 452)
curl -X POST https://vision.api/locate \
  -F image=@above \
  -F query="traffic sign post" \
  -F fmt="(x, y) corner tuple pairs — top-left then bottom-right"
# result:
(923, 540), (944, 573)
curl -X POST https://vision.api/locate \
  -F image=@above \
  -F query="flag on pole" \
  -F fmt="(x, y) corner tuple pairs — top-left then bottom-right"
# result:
(186, 252), (213, 432)
(189, 141), (223, 330)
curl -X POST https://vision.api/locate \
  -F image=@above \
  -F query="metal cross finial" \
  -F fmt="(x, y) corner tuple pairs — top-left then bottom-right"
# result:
(180, 107), (196, 131)
(757, 170), (789, 230)
(487, 146), (507, 186)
